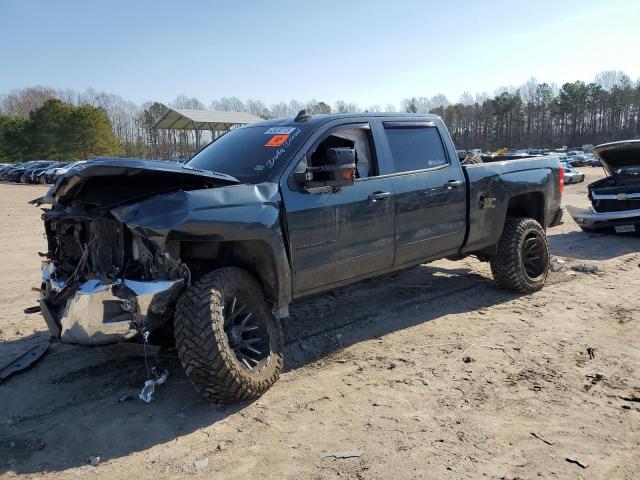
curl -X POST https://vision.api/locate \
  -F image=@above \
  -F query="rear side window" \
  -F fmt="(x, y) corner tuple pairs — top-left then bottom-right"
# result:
(384, 125), (448, 173)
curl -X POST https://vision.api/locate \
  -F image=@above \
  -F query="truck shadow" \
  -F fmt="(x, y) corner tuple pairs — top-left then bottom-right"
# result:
(549, 230), (639, 261)
(283, 263), (516, 371)
(1, 263), (516, 474)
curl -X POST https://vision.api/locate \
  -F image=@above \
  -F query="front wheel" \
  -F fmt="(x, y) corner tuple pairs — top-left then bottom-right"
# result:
(490, 217), (549, 293)
(175, 267), (284, 403)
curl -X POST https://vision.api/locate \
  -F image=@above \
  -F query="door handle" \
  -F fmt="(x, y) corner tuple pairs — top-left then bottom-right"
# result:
(368, 191), (391, 201)
(445, 180), (463, 189)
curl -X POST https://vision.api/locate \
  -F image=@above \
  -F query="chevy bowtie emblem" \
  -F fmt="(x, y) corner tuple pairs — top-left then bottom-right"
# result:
(617, 193), (626, 200)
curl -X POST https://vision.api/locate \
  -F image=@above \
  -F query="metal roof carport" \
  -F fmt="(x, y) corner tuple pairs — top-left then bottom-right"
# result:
(152, 108), (261, 132)
(151, 108), (262, 151)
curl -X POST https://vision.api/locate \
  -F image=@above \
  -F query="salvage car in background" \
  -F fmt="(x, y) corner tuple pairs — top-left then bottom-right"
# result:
(22, 161), (64, 184)
(38, 162), (69, 183)
(567, 154), (589, 167)
(47, 160), (88, 183)
(3, 161), (50, 182)
(561, 162), (585, 184)
(568, 140), (640, 233)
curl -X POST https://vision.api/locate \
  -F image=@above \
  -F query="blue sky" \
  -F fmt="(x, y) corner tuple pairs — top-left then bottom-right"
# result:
(1, 0), (638, 107)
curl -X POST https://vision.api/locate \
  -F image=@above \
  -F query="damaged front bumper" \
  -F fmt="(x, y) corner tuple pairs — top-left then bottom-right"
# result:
(40, 263), (184, 345)
(566, 205), (640, 230)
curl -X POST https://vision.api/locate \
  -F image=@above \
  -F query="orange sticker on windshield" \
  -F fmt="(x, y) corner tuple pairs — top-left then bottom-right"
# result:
(265, 134), (289, 147)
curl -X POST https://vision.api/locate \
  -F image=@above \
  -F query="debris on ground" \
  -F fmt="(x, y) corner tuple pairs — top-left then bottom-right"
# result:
(571, 264), (598, 273)
(193, 457), (209, 469)
(620, 395), (640, 403)
(388, 361), (397, 370)
(0, 338), (49, 384)
(462, 356), (474, 363)
(139, 369), (169, 403)
(587, 347), (595, 360)
(118, 393), (135, 403)
(320, 450), (364, 459)
(530, 431), (554, 445)
(550, 259), (566, 272)
(586, 373), (604, 384)
(88, 455), (101, 467)
(566, 456), (588, 468)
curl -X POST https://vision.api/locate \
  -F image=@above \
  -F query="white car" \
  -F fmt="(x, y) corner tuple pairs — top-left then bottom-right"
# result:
(561, 162), (585, 184)
(51, 161), (87, 181)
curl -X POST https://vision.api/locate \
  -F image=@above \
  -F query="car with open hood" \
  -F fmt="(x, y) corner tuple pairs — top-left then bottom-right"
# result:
(567, 140), (640, 233)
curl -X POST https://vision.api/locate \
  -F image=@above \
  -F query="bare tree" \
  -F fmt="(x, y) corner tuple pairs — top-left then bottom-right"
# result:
(595, 70), (632, 92)
(458, 92), (474, 105)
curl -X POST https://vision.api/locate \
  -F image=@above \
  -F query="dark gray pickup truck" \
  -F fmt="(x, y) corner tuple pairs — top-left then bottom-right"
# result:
(34, 112), (563, 402)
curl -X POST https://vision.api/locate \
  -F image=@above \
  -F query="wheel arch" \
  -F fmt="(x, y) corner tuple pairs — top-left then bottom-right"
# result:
(473, 191), (546, 256)
(504, 191), (545, 225)
(179, 239), (291, 310)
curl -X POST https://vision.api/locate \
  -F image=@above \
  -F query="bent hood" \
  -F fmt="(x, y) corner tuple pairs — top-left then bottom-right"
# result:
(593, 140), (640, 174)
(32, 157), (240, 207)
(110, 182), (282, 248)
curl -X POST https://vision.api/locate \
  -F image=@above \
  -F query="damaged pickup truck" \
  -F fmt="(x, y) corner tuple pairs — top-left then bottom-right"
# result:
(33, 112), (563, 403)
(568, 140), (640, 233)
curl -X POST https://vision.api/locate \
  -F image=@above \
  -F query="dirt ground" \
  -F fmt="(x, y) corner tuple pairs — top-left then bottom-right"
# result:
(0, 168), (639, 480)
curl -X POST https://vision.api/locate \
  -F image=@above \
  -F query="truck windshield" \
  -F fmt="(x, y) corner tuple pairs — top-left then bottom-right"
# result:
(186, 126), (305, 183)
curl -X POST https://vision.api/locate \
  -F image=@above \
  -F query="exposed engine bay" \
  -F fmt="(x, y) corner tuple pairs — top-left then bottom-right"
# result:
(567, 140), (640, 232)
(40, 210), (189, 345)
(588, 174), (640, 213)
(34, 158), (233, 345)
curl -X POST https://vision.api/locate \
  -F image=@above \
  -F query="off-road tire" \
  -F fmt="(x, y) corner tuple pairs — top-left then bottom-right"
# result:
(490, 217), (549, 293)
(461, 154), (483, 165)
(174, 267), (284, 403)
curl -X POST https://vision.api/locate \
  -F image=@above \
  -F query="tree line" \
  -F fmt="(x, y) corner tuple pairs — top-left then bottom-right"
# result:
(430, 71), (640, 150)
(0, 99), (121, 162)
(1, 70), (638, 162)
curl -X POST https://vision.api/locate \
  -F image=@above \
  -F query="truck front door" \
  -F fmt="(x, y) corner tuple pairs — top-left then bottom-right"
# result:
(281, 123), (395, 295)
(382, 121), (466, 265)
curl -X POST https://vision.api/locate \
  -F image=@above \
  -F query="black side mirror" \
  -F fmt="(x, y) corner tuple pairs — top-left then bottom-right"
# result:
(295, 147), (356, 189)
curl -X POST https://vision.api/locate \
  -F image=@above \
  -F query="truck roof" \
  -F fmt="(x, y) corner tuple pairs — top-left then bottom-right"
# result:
(245, 112), (442, 129)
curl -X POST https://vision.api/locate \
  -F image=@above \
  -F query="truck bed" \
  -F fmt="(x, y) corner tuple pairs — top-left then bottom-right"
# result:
(461, 156), (562, 255)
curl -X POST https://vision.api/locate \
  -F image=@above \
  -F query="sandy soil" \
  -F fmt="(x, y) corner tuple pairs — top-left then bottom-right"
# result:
(0, 168), (638, 479)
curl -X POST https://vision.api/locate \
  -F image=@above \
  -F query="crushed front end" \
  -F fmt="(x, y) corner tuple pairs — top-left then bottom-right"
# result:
(39, 208), (188, 345)
(31, 158), (231, 345)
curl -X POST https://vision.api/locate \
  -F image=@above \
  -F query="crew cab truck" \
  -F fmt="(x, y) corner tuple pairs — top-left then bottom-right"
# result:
(34, 112), (563, 403)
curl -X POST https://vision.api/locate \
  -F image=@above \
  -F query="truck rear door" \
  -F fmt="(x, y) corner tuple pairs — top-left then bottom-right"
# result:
(382, 121), (466, 264)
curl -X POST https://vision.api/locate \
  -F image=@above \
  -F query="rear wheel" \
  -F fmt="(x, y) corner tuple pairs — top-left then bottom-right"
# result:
(175, 267), (284, 403)
(490, 217), (549, 293)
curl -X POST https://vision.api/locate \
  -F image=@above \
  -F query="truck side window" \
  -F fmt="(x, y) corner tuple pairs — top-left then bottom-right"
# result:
(384, 126), (448, 173)
(308, 125), (376, 178)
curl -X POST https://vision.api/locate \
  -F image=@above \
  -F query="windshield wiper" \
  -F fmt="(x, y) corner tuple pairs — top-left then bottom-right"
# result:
(181, 164), (240, 183)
